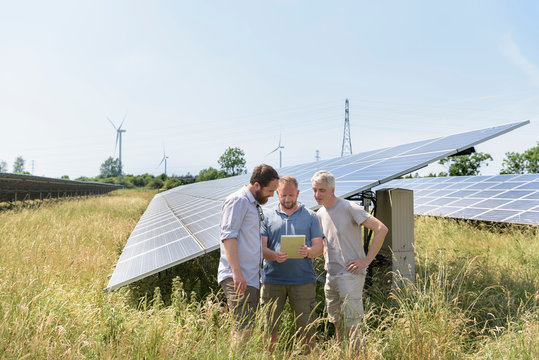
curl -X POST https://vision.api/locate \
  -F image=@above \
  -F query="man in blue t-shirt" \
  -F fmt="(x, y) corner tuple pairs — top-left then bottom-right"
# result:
(261, 176), (324, 353)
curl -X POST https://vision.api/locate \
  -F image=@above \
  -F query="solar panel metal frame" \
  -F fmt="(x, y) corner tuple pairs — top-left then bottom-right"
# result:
(106, 120), (530, 290)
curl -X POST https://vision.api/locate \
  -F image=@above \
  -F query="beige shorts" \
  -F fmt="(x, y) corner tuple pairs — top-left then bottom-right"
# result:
(260, 282), (317, 337)
(220, 277), (259, 330)
(324, 272), (366, 328)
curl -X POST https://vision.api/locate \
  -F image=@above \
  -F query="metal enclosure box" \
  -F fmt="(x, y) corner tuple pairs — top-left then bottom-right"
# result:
(375, 188), (415, 284)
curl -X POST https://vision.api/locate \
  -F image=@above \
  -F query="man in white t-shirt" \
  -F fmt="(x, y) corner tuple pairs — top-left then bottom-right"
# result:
(311, 170), (388, 342)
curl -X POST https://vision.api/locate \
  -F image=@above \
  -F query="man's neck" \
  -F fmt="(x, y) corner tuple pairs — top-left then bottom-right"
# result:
(246, 183), (256, 199)
(323, 195), (339, 209)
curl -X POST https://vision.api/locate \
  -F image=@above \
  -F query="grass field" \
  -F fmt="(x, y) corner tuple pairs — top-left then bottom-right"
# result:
(0, 190), (537, 359)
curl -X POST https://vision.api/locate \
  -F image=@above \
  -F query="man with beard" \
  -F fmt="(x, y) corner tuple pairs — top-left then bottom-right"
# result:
(260, 176), (324, 353)
(218, 164), (280, 347)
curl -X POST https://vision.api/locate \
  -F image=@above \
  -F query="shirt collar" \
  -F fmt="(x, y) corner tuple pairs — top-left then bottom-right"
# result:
(242, 185), (257, 205)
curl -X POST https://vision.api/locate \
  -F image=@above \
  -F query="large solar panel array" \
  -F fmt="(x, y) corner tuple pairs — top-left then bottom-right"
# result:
(106, 120), (529, 290)
(107, 174), (250, 289)
(376, 174), (539, 225)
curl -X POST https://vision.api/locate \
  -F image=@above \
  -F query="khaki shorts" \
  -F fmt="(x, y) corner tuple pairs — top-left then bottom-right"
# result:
(220, 277), (259, 330)
(260, 282), (317, 337)
(324, 272), (366, 328)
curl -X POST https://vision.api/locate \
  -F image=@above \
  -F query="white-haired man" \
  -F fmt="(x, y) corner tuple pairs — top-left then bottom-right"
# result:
(311, 170), (388, 341)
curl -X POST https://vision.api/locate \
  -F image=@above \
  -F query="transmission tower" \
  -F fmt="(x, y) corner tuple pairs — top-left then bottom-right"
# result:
(341, 98), (352, 157)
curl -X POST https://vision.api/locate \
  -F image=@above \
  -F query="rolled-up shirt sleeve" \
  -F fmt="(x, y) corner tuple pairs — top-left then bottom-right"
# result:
(220, 196), (249, 242)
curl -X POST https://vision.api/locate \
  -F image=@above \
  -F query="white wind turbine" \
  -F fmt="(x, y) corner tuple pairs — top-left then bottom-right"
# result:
(158, 147), (169, 176)
(267, 130), (284, 168)
(107, 114), (127, 174)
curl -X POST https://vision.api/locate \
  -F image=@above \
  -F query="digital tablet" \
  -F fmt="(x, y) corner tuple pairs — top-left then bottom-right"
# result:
(280, 235), (306, 259)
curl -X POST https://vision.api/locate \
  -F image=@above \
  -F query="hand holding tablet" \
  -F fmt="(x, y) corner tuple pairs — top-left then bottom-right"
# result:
(280, 235), (306, 259)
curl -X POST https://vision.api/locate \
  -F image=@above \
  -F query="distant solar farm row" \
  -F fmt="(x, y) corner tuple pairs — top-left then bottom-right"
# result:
(0, 173), (122, 203)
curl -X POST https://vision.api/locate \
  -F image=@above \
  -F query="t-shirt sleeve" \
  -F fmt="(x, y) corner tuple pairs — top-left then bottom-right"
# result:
(220, 196), (248, 241)
(349, 201), (371, 225)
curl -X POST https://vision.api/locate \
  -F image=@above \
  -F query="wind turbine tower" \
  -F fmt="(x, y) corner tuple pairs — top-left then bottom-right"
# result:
(341, 98), (352, 157)
(268, 130), (285, 168)
(108, 114), (127, 174)
(159, 148), (169, 176)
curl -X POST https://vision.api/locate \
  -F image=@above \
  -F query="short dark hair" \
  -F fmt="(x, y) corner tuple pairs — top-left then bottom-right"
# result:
(250, 164), (279, 188)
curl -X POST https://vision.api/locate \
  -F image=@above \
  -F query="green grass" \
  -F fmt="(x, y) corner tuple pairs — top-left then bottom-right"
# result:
(0, 191), (537, 359)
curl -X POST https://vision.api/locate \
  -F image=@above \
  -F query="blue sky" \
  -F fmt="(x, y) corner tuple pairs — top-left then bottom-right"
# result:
(1, 1), (538, 179)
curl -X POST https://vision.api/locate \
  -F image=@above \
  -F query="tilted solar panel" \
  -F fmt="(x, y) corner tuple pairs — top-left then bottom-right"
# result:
(106, 120), (529, 290)
(376, 174), (539, 225)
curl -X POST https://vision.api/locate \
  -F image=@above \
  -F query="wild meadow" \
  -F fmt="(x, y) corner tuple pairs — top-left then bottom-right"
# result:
(0, 190), (537, 359)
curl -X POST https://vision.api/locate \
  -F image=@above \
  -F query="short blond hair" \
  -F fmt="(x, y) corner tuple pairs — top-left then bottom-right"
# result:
(311, 170), (335, 190)
(279, 175), (298, 188)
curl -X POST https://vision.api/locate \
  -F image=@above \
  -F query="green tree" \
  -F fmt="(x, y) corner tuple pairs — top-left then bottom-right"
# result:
(176, 173), (195, 184)
(0, 160), (7, 173)
(218, 147), (246, 176)
(402, 172), (420, 179)
(12, 156), (25, 173)
(500, 142), (539, 174)
(100, 157), (122, 177)
(164, 177), (183, 189)
(147, 177), (164, 189)
(196, 167), (227, 182)
(438, 152), (493, 176)
(61, 175), (70, 180)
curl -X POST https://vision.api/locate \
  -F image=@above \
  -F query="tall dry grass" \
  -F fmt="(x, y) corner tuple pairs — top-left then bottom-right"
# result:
(0, 191), (537, 359)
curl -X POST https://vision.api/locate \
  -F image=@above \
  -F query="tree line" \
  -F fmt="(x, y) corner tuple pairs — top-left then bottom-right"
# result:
(2, 143), (537, 188)
(405, 142), (538, 178)
(0, 147), (246, 190)
(84, 146), (248, 189)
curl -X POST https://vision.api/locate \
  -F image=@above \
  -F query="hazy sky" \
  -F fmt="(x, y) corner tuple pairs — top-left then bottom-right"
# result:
(1, 1), (538, 179)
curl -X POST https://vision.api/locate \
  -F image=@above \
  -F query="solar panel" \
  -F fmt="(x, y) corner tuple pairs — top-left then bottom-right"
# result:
(106, 120), (529, 290)
(376, 174), (539, 225)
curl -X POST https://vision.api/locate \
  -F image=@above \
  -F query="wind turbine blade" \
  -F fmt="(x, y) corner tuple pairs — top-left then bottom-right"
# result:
(267, 146), (280, 155)
(119, 112), (127, 129)
(107, 117), (117, 130)
(158, 155), (165, 167)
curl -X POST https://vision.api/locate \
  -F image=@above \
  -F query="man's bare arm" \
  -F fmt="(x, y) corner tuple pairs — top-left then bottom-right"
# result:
(262, 235), (288, 263)
(297, 236), (324, 258)
(346, 216), (388, 273)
